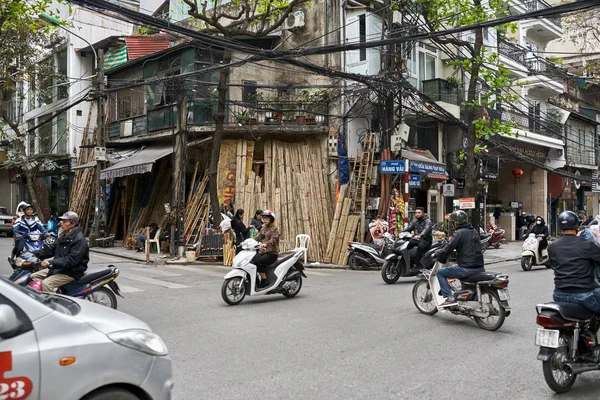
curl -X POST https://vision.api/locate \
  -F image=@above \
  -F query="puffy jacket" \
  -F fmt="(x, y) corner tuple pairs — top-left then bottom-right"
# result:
(435, 223), (484, 268)
(13, 215), (46, 237)
(403, 215), (433, 242)
(35, 228), (89, 279)
(549, 234), (600, 293)
(257, 223), (280, 255)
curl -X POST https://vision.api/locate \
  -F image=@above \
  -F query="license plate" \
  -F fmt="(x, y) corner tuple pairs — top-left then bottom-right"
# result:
(536, 328), (560, 348)
(497, 288), (510, 301)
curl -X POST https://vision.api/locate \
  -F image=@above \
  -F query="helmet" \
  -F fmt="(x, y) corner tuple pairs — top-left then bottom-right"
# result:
(261, 210), (275, 221)
(18, 202), (31, 211)
(449, 210), (468, 225)
(558, 211), (579, 230)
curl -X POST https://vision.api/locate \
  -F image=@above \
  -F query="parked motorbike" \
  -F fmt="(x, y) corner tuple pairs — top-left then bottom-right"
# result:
(347, 232), (394, 270)
(479, 227), (492, 253)
(521, 233), (550, 271)
(412, 259), (511, 330)
(535, 302), (600, 393)
(221, 239), (307, 305)
(381, 232), (446, 284)
(8, 253), (122, 309)
(487, 223), (505, 249)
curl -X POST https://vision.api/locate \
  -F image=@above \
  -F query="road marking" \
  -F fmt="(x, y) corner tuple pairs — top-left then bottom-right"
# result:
(90, 253), (124, 263)
(304, 270), (332, 276)
(163, 264), (224, 277)
(119, 284), (144, 293)
(130, 267), (181, 277)
(119, 273), (189, 289)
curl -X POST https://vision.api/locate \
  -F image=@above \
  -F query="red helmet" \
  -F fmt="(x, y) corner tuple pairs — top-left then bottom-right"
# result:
(261, 210), (275, 221)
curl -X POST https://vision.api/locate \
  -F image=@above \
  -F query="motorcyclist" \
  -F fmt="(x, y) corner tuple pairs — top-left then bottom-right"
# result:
(432, 210), (485, 307)
(29, 211), (89, 293)
(253, 210), (280, 287)
(525, 216), (549, 259)
(12, 203), (46, 257)
(548, 210), (600, 314)
(402, 207), (432, 268)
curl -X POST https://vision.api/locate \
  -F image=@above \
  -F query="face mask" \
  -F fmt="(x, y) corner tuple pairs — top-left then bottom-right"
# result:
(536, 221), (542, 225)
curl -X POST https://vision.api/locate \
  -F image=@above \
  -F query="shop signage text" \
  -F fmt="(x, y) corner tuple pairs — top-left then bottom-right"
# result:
(380, 160), (406, 174)
(409, 161), (446, 174)
(459, 197), (476, 210)
(409, 174), (422, 188)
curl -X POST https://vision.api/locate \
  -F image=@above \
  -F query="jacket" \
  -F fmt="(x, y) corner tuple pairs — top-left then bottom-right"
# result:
(250, 218), (263, 232)
(403, 215), (433, 242)
(35, 228), (89, 279)
(526, 217), (549, 237)
(435, 223), (484, 268)
(549, 234), (600, 293)
(231, 217), (250, 246)
(257, 223), (280, 254)
(13, 215), (46, 237)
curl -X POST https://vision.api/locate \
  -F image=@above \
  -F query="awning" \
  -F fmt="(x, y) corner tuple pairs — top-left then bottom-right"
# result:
(100, 145), (174, 179)
(426, 173), (449, 180)
(402, 148), (446, 174)
(73, 160), (97, 170)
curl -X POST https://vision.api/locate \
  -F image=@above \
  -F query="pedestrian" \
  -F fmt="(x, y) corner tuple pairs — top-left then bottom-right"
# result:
(231, 209), (251, 252)
(250, 209), (263, 232)
(135, 223), (159, 252)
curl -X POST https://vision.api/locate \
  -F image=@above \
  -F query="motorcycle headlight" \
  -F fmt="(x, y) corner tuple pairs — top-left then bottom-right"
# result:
(108, 329), (168, 356)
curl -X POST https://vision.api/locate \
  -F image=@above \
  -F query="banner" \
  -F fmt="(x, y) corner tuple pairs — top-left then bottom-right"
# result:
(217, 140), (238, 206)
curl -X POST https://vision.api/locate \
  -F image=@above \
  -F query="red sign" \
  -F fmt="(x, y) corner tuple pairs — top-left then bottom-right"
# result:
(0, 352), (33, 400)
(459, 197), (476, 210)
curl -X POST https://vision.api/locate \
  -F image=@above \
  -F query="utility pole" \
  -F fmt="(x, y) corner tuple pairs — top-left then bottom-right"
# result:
(92, 49), (105, 239)
(171, 87), (187, 257)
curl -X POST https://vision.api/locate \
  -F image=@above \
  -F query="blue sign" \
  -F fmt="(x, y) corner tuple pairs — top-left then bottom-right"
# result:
(409, 161), (446, 174)
(380, 160), (406, 174)
(409, 174), (422, 188)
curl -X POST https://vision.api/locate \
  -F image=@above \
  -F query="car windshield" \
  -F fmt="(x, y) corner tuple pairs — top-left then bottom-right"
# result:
(0, 207), (10, 215)
(1, 277), (80, 316)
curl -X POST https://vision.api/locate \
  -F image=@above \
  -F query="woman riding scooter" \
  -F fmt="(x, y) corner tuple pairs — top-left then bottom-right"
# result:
(253, 210), (280, 287)
(524, 216), (549, 259)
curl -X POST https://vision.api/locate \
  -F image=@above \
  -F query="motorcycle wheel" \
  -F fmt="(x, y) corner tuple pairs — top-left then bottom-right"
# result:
(221, 277), (246, 305)
(381, 259), (401, 284)
(412, 280), (438, 315)
(283, 275), (302, 298)
(474, 289), (505, 331)
(348, 253), (363, 271)
(521, 256), (533, 271)
(45, 236), (56, 245)
(85, 287), (117, 309)
(542, 334), (577, 393)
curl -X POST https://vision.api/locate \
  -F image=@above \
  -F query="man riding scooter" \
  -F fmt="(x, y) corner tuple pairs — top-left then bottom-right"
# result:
(29, 211), (89, 293)
(402, 207), (432, 270)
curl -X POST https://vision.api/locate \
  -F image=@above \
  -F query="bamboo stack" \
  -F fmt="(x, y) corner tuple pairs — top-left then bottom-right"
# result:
(184, 174), (209, 245)
(222, 232), (236, 266)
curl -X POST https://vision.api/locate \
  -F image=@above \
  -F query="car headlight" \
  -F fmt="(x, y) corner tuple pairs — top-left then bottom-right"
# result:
(108, 329), (168, 356)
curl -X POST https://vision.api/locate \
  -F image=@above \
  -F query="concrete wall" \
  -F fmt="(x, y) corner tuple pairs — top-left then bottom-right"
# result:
(497, 163), (548, 220)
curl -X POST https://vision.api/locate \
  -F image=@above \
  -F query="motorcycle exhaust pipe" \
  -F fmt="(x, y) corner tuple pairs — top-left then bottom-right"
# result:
(563, 363), (600, 374)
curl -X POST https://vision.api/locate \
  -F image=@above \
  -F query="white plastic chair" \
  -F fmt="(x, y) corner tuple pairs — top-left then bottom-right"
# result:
(146, 228), (161, 254)
(295, 234), (311, 264)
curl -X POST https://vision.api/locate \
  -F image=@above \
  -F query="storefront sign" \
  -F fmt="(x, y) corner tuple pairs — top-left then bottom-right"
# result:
(459, 197), (476, 210)
(408, 174), (422, 188)
(505, 142), (549, 162)
(380, 160), (406, 174)
(442, 184), (455, 197)
(510, 202), (522, 209)
(409, 161), (446, 174)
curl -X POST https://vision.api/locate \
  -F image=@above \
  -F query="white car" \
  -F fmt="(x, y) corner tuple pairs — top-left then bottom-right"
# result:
(0, 277), (173, 400)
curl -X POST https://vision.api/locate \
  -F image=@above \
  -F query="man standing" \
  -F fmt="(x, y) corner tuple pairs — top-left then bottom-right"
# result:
(549, 210), (600, 313)
(30, 211), (89, 293)
(402, 207), (432, 269)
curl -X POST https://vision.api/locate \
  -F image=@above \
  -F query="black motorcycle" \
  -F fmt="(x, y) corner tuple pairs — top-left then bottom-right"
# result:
(381, 232), (447, 284)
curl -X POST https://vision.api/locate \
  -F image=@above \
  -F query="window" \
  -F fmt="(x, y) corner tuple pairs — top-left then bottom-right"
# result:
(38, 115), (52, 154)
(242, 81), (257, 104)
(57, 111), (67, 154)
(359, 14), (366, 61)
(419, 52), (436, 83)
(27, 120), (35, 155)
(56, 50), (68, 101)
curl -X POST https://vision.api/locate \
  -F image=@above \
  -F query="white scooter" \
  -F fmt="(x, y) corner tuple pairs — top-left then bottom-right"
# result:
(521, 233), (550, 271)
(221, 238), (307, 305)
(412, 260), (511, 331)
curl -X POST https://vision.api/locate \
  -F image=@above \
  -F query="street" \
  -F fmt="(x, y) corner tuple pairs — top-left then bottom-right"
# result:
(2, 238), (600, 399)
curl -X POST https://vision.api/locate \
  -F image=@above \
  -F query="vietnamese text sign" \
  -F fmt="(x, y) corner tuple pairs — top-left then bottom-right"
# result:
(409, 174), (422, 188)
(459, 197), (476, 210)
(409, 161), (446, 174)
(442, 184), (455, 197)
(380, 160), (406, 174)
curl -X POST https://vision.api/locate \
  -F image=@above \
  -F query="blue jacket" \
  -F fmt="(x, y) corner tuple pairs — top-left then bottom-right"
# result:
(13, 215), (46, 238)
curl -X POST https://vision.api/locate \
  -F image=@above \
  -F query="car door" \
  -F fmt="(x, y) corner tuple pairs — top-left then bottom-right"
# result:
(0, 293), (40, 400)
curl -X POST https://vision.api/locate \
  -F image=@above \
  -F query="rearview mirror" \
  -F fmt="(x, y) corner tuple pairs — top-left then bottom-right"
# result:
(0, 305), (21, 338)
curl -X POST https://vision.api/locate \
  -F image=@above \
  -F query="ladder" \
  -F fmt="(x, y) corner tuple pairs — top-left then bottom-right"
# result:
(350, 132), (376, 213)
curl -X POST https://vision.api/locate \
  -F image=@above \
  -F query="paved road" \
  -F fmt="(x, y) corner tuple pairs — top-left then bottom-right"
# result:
(2, 238), (600, 399)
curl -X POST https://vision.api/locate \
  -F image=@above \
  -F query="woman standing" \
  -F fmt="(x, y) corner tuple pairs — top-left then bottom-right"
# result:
(231, 209), (250, 251)
(253, 210), (280, 287)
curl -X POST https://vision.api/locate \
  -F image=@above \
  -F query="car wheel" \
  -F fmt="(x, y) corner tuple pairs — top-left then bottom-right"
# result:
(83, 388), (139, 400)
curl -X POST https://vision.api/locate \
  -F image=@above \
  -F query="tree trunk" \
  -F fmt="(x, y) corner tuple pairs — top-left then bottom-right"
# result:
(14, 141), (46, 221)
(208, 50), (231, 228)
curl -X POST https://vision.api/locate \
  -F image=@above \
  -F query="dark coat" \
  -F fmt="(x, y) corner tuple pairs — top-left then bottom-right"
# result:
(35, 228), (89, 279)
(527, 217), (549, 237)
(250, 217), (263, 232)
(403, 215), (433, 242)
(435, 223), (484, 268)
(231, 217), (250, 246)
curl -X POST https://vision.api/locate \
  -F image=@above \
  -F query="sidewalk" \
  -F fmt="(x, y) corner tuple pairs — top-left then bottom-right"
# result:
(89, 240), (523, 268)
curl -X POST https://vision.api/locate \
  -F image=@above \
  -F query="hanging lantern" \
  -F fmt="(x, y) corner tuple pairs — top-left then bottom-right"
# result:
(512, 169), (524, 182)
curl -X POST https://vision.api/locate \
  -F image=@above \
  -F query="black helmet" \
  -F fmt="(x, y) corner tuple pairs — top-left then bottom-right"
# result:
(449, 210), (468, 225)
(558, 211), (579, 230)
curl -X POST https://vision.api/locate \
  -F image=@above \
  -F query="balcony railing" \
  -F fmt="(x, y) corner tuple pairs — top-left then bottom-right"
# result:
(422, 79), (460, 106)
(228, 100), (329, 126)
(500, 108), (562, 139)
(525, 57), (564, 80)
(525, 0), (562, 27)
(498, 38), (526, 65)
(567, 148), (595, 166)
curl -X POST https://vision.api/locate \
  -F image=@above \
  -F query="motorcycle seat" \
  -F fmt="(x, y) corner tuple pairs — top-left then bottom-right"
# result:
(549, 302), (595, 320)
(63, 267), (113, 289)
(266, 251), (296, 269)
(461, 271), (498, 283)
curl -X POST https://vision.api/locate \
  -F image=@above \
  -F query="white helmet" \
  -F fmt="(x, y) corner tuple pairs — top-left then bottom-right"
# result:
(262, 210), (275, 221)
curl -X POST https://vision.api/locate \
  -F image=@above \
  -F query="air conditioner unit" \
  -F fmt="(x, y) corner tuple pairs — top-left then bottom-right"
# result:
(120, 120), (132, 137)
(283, 11), (305, 30)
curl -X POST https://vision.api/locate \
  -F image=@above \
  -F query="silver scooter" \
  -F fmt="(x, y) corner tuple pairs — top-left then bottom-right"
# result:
(347, 232), (394, 270)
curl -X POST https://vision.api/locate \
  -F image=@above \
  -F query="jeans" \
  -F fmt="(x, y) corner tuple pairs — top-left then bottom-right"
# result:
(553, 289), (600, 314)
(135, 234), (146, 249)
(437, 265), (485, 299)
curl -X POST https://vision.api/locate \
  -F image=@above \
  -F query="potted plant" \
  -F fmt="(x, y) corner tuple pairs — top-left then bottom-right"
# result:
(238, 110), (250, 125)
(500, 205), (516, 216)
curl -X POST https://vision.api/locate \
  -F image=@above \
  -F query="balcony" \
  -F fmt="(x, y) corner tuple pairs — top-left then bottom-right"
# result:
(498, 38), (526, 65)
(525, 0), (562, 28)
(422, 79), (459, 106)
(522, 0), (563, 44)
(499, 108), (563, 139)
(525, 57), (564, 79)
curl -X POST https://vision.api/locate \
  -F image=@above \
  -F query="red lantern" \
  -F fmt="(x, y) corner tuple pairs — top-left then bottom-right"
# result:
(512, 169), (524, 182)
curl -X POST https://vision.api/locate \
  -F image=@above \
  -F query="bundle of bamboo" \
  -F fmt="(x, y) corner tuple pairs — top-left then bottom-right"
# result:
(323, 184), (360, 265)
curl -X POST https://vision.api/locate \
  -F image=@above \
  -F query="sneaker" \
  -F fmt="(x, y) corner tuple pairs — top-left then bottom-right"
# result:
(440, 298), (458, 308)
